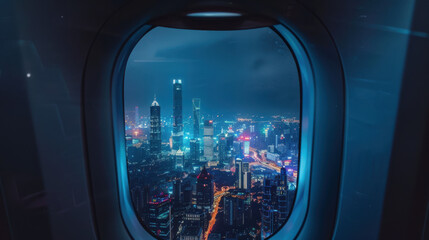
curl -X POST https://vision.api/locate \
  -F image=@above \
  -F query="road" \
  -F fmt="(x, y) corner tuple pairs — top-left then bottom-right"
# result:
(204, 185), (234, 240)
(249, 147), (281, 173)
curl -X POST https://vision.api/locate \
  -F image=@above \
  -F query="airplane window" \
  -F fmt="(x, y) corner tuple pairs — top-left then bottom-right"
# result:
(123, 26), (300, 240)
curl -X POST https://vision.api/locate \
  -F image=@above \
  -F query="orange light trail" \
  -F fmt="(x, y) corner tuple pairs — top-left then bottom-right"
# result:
(204, 186), (234, 240)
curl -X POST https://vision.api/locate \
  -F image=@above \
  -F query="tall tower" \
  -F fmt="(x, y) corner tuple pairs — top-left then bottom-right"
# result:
(192, 98), (201, 139)
(150, 96), (161, 158)
(172, 79), (183, 150)
(235, 158), (251, 190)
(203, 120), (214, 161)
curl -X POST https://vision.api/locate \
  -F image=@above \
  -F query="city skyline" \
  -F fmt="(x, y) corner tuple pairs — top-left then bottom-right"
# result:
(124, 26), (300, 240)
(126, 78), (300, 240)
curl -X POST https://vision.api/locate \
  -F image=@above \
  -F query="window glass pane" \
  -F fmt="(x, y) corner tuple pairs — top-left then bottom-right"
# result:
(124, 26), (300, 240)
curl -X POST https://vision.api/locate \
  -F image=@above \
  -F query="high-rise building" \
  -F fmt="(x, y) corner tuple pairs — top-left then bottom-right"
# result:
(235, 158), (251, 190)
(182, 180), (193, 207)
(218, 133), (228, 164)
(203, 120), (214, 161)
(173, 179), (182, 208)
(196, 167), (214, 212)
(150, 96), (161, 158)
(173, 79), (183, 151)
(243, 162), (251, 190)
(226, 132), (234, 149)
(235, 158), (243, 189)
(192, 98), (201, 139)
(262, 178), (278, 239)
(261, 169), (289, 239)
(148, 193), (173, 240)
(175, 149), (184, 169)
(243, 140), (250, 156)
(233, 141), (242, 155)
(223, 190), (251, 227)
(277, 168), (288, 223)
(190, 139), (200, 163)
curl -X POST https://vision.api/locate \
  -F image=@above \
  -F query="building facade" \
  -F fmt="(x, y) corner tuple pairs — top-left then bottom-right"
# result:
(172, 79), (183, 150)
(192, 98), (201, 139)
(203, 120), (214, 161)
(150, 96), (161, 158)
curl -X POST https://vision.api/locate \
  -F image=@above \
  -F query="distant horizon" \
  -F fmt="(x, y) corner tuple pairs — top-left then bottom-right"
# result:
(125, 107), (300, 120)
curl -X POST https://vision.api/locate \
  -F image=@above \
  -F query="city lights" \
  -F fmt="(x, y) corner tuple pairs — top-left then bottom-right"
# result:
(124, 26), (300, 240)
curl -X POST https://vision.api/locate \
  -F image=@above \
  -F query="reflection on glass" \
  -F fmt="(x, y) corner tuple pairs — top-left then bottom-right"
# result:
(124, 27), (300, 240)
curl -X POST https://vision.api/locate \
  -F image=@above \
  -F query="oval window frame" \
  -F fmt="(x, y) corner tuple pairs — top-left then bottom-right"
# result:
(82, 2), (344, 240)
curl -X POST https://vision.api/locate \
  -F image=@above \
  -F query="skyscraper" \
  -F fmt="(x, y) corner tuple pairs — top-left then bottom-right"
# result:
(148, 193), (173, 240)
(243, 162), (251, 190)
(203, 120), (214, 161)
(235, 158), (251, 190)
(243, 139), (250, 156)
(261, 170), (289, 239)
(262, 178), (277, 239)
(196, 167), (214, 212)
(150, 96), (161, 158)
(277, 167), (288, 223)
(218, 133), (228, 165)
(235, 158), (243, 189)
(223, 190), (251, 227)
(175, 149), (184, 169)
(172, 79), (183, 150)
(190, 139), (200, 163)
(192, 98), (201, 139)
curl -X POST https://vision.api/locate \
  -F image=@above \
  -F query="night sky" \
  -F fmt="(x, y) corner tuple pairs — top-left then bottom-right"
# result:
(124, 26), (300, 118)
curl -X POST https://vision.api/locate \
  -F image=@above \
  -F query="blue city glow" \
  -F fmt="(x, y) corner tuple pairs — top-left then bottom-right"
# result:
(123, 26), (301, 240)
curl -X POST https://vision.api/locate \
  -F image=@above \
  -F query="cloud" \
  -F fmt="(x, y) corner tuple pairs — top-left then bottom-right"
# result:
(125, 27), (300, 116)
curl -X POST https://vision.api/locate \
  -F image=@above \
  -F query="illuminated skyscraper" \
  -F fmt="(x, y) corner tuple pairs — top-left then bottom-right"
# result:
(192, 98), (201, 139)
(203, 120), (214, 161)
(172, 79), (183, 150)
(235, 158), (251, 190)
(243, 140), (250, 156)
(150, 96), (161, 157)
